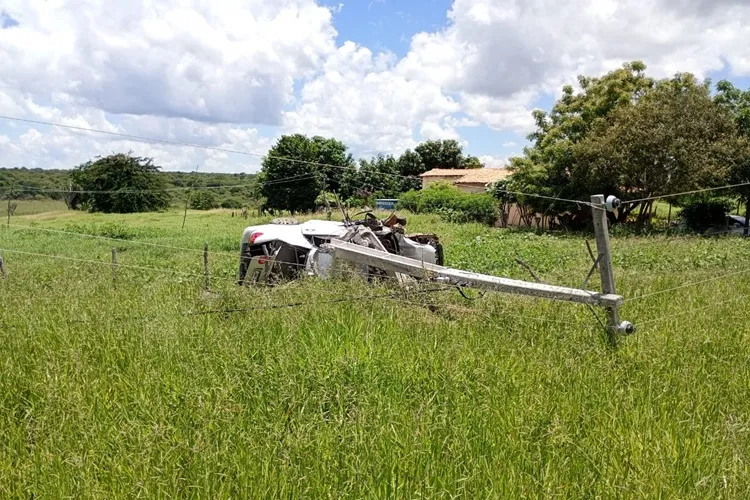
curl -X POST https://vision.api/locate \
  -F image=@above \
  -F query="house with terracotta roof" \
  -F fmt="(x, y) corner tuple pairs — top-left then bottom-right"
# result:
(419, 169), (468, 188)
(419, 168), (511, 193)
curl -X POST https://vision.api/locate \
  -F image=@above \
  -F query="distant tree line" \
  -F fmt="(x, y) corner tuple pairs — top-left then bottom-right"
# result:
(258, 137), (482, 214)
(1, 138), (481, 214)
(0, 157), (261, 213)
(4, 60), (748, 226)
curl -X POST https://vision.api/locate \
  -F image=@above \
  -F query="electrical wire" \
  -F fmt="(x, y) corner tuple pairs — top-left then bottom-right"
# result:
(5, 172), (318, 195)
(623, 267), (750, 303)
(493, 189), (594, 207)
(0, 114), (418, 183)
(634, 292), (750, 327)
(623, 182), (750, 205)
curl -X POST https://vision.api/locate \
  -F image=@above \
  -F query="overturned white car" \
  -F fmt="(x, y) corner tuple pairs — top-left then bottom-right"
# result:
(238, 212), (443, 285)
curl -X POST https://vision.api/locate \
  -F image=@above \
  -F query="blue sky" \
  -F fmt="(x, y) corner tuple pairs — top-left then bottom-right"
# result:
(1, 0), (750, 172)
(326, 0), (454, 57)
(318, 0), (750, 165)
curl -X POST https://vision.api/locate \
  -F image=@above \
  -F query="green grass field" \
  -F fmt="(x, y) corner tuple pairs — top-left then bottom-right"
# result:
(1, 207), (750, 497)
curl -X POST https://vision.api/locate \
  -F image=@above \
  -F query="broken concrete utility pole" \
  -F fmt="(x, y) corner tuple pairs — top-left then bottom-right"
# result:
(327, 239), (623, 308)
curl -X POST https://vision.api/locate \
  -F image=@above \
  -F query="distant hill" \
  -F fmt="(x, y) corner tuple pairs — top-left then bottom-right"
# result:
(0, 167), (259, 206)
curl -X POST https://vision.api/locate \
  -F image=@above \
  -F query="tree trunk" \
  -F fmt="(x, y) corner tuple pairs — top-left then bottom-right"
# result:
(744, 198), (749, 237)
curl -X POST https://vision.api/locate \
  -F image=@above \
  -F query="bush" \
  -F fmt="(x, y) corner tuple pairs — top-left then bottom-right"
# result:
(189, 191), (217, 211)
(679, 197), (732, 232)
(396, 190), (420, 212)
(220, 197), (244, 209)
(64, 222), (139, 240)
(69, 153), (171, 213)
(397, 182), (498, 225)
(418, 182), (462, 213)
(454, 193), (499, 225)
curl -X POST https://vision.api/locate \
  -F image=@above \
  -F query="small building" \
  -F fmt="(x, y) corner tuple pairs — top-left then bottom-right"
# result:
(419, 169), (467, 189)
(419, 168), (511, 194)
(453, 168), (511, 193)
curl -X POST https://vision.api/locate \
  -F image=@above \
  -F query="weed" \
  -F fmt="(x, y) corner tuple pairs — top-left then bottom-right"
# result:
(1, 208), (749, 497)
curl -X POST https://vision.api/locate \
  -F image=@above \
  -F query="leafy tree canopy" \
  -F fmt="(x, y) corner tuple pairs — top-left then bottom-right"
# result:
(260, 134), (355, 214)
(575, 73), (740, 215)
(508, 61), (746, 223)
(189, 190), (217, 210)
(715, 80), (750, 205)
(69, 152), (171, 213)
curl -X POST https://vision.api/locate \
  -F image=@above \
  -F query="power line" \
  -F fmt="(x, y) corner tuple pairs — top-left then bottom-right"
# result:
(634, 292), (750, 327)
(0, 115), (611, 208)
(5, 225), (241, 257)
(13, 114), (749, 212)
(624, 182), (750, 205)
(5, 172), (318, 195)
(623, 267), (750, 303)
(0, 114), (417, 182)
(493, 189), (594, 207)
(0, 244), (456, 287)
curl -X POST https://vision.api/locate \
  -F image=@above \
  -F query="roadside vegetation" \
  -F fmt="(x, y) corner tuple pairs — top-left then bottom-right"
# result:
(1, 207), (750, 497)
(2, 59), (750, 497)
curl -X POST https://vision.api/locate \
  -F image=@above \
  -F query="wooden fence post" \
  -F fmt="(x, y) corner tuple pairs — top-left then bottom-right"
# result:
(0, 252), (6, 280)
(181, 194), (190, 230)
(203, 243), (210, 290)
(182, 165), (200, 230)
(6, 185), (13, 227)
(590, 194), (634, 344)
(111, 248), (118, 282)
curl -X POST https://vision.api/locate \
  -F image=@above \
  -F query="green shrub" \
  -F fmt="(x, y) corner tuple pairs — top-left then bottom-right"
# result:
(220, 197), (244, 209)
(64, 222), (138, 240)
(679, 197), (732, 232)
(396, 190), (420, 212)
(454, 193), (498, 225)
(396, 182), (498, 225)
(189, 191), (217, 211)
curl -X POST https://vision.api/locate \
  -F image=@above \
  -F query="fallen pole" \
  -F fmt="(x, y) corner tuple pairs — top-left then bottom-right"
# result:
(327, 240), (623, 308)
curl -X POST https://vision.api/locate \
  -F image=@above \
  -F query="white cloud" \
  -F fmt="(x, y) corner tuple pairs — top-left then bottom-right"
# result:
(283, 41), (460, 156)
(3, 0), (750, 172)
(0, 109), (272, 172)
(502, 141), (517, 147)
(397, 0), (750, 132)
(445, 116), (480, 128)
(0, 0), (337, 125)
(400, 0), (750, 98)
(479, 155), (508, 168)
(460, 91), (537, 134)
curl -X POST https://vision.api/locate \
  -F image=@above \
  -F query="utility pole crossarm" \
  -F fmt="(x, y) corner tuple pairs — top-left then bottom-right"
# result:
(327, 240), (623, 307)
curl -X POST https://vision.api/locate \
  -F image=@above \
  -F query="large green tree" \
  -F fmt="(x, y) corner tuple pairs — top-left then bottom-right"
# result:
(260, 134), (355, 214)
(396, 149), (424, 192)
(356, 155), (401, 198)
(414, 139), (467, 170)
(715, 80), (750, 234)
(69, 153), (171, 213)
(508, 61), (745, 224)
(575, 74), (740, 223)
(509, 61), (655, 217)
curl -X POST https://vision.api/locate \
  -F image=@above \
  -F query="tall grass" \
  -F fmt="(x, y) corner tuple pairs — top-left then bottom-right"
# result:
(1, 209), (749, 497)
